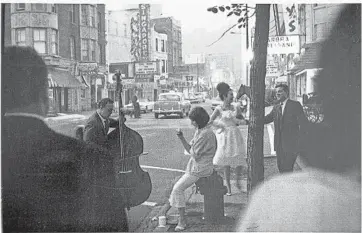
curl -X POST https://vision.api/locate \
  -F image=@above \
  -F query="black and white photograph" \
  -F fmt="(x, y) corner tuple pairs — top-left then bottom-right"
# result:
(1, 1), (361, 232)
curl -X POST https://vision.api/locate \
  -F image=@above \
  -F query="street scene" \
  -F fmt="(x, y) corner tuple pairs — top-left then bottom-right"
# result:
(2, 2), (361, 233)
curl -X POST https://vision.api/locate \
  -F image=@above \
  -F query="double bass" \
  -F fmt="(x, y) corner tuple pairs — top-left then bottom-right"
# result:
(107, 72), (152, 209)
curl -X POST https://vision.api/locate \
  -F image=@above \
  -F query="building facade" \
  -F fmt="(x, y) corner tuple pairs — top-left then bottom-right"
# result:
(151, 17), (183, 76)
(5, 3), (108, 113)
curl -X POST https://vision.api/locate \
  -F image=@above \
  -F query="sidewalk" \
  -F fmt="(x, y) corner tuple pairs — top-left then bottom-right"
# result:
(136, 157), (280, 232)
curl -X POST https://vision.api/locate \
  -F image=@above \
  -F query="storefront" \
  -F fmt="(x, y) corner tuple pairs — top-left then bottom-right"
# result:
(47, 68), (85, 113)
(289, 42), (323, 103)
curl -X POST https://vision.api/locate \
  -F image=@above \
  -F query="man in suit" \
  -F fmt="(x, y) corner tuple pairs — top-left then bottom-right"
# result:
(84, 98), (118, 149)
(264, 84), (308, 173)
(2, 46), (128, 232)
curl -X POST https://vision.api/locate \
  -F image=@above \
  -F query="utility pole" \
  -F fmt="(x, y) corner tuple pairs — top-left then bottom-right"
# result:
(245, 4), (250, 86)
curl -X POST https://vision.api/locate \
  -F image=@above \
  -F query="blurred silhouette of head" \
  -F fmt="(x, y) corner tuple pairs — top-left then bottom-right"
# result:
(302, 4), (361, 173)
(217, 82), (232, 102)
(2, 46), (49, 116)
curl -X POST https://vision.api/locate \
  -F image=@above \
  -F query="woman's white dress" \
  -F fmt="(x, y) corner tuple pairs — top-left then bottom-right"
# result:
(213, 106), (247, 166)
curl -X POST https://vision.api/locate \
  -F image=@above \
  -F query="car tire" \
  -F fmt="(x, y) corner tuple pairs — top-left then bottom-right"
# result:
(155, 113), (159, 119)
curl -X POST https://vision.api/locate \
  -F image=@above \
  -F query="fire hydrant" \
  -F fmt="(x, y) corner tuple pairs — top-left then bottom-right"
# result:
(75, 125), (85, 141)
(195, 170), (228, 222)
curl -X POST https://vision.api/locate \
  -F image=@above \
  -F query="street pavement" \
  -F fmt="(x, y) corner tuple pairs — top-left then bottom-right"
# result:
(45, 100), (276, 231)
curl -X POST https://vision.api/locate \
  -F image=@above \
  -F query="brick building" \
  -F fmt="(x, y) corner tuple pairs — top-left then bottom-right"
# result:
(3, 3), (107, 113)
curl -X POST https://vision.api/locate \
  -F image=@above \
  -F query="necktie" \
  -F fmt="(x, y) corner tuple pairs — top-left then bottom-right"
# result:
(280, 102), (284, 116)
(278, 103), (283, 131)
(104, 119), (109, 134)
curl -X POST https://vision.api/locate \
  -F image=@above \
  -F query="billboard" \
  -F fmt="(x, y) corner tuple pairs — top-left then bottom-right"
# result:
(268, 36), (300, 55)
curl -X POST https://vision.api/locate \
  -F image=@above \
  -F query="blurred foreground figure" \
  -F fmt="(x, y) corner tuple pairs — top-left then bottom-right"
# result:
(237, 4), (361, 232)
(2, 46), (128, 232)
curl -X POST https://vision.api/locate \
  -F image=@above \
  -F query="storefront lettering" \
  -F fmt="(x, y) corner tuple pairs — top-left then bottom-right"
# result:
(139, 4), (150, 61)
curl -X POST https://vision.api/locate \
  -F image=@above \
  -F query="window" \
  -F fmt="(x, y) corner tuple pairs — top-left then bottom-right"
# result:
(98, 12), (101, 30)
(161, 40), (165, 52)
(98, 43), (102, 63)
(90, 39), (96, 61)
(69, 36), (76, 60)
(70, 5), (76, 23)
(155, 38), (158, 51)
(51, 29), (58, 55)
(15, 28), (26, 46)
(81, 39), (89, 61)
(16, 3), (25, 11)
(33, 28), (46, 54)
(81, 89), (86, 98)
(51, 4), (56, 13)
(162, 60), (166, 73)
(123, 23), (127, 36)
(90, 5), (95, 27)
(32, 3), (46, 11)
(81, 5), (88, 26)
(296, 73), (307, 97)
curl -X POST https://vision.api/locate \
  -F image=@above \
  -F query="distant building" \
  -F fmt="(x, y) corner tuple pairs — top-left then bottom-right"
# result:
(4, 3), (107, 112)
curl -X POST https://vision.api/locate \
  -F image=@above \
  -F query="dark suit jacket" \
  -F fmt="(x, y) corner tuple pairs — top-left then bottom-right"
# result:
(264, 99), (308, 153)
(83, 112), (118, 149)
(2, 115), (128, 232)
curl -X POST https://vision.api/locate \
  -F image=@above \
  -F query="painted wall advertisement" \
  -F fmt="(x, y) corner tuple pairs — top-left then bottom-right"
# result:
(135, 62), (157, 74)
(139, 4), (150, 62)
(283, 4), (299, 35)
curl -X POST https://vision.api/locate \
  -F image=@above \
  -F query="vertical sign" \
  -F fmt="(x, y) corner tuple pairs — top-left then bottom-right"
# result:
(283, 4), (299, 35)
(130, 11), (140, 62)
(139, 4), (150, 62)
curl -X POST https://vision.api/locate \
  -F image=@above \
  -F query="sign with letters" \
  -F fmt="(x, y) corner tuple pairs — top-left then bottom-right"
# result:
(283, 4), (299, 35)
(139, 4), (150, 62)
(135, 62), (157, 74)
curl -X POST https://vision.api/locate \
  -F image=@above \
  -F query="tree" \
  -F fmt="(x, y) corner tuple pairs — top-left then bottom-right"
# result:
(208, 4), (271, 192)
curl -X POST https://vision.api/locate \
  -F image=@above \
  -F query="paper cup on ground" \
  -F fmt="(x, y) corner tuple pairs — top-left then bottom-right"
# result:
(158, 216), (167, 227)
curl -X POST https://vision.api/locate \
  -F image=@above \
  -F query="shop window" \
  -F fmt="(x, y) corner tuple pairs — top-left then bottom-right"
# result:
(33, 28), (46, 54)
(162, 60), (166, 73)
(81, 39), (89, 61)
(51, 29), (58, 55)
(15, 28), (26, 47)
(155, 38), (158, 51)
(16, 3), (25, 11)
(296, 73), (307, 97)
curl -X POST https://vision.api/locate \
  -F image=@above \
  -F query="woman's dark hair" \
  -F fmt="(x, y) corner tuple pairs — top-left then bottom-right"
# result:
(301, 4), (361, 173)
(188, 107), (210, 129)
(216, 82), (231, 101)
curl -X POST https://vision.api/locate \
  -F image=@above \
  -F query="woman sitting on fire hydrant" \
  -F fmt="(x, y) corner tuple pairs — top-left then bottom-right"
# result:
(170, 106), (217, 231)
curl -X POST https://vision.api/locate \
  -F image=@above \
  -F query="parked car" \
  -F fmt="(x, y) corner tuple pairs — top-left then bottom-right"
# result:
(153, 92), (191, 119)
(185, 93), (198, 104)
(194, 92), (205, 103)
(124, 98), (154, 113)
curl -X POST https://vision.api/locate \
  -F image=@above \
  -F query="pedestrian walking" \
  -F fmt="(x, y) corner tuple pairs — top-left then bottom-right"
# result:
(132, 95), (141, 118)
(264, 83), (308, 173)
(83, 98), (118, 149)
(170, 106), (217, 231)
(209, 82), (248, 195)
(2, 46), (128, 232)
(237, 4), (361, 232)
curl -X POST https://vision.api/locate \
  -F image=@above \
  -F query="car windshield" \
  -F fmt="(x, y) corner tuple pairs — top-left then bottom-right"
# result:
(159, 94), (181, 101)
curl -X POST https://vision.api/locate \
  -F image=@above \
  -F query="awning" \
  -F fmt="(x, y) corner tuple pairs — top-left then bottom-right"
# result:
(48, 68), (84, 88)
(290, 42), (323, 74)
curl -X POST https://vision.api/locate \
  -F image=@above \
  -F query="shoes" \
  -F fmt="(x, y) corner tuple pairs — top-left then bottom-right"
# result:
(226, 192), (232, 196)
(175, 225), (186, 231)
